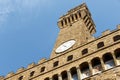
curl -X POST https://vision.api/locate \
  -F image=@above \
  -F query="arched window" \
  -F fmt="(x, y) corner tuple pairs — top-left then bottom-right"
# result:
(18, 76), (23, 80)
(52, 74), (58, 80)
(40, 66), (45, 72)
(102, 53), (115, 69)
(97, 42), (104, 48)
(114, 48), (120, 65)
(44, 77), (49, 80)
(82, 48), (88, 55)
(113, 35), (120, 42)
(53, 61), (59, 67)
(61, 71), (68, 80)
(67, 55), (73, 61)
(30, 71), (35, 77)
(80, 62), (90, 79)
(91, 57), (102, 74)
(70, 67), (78, 80)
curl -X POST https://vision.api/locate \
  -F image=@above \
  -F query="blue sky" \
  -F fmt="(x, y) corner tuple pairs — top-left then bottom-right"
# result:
(0, 0), (120, 76)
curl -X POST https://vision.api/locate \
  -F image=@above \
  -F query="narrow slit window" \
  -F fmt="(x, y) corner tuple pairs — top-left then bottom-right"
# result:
(97, 42), (104, 49)
(67, 55), (73, 61)
(82, 48), (88, 55)
(40, 66), (45, 72)
(53, 61), (59, 67)
(30, 71), (35, 77)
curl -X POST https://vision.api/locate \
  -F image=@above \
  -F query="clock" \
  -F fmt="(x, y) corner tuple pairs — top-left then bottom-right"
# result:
(55, 40), (76, 53)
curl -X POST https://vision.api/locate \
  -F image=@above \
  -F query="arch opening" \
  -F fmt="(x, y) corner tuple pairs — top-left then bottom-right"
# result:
(44, 77), (49, 80)
(114, 48), (120, 65)
(52, 74), (58, 80)
(18, 76), (23, 80)
(103, 53), (115, 69)
(91, 57), (102, 74)
(61, 71), (68, 80)
(70, 67), (78, 80)
(80, 62), (90, 79)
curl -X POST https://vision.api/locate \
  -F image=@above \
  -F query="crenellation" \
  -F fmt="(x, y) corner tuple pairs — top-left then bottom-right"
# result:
(101, 29), (111, 36)
(4, 25), (120, 80)
(68, 3), (86, 14)
(117, 24), (120, 29)
(0, 76), (4, 80)
(57, 3), (90, 29)
(58, 3), (86, 19)
(95, 26), (120, 39)
(6, 72), (15, 78)
(27, 62), (36, 69)
(38, 58), (47, 64)
(81, 10), (87, 19)
(16, 67), (25, 73)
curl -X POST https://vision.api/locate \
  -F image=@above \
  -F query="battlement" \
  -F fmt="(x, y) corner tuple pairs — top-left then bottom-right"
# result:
(6, 72), (15, 78)
(102, 30), (111, 36)
(3, 24), (120, 79)
(67, 3), (88, 14)
(59, 3), (89, 19)
(117, 24), (120, 29)
(57, 3), (96, 35)
(16, 67), (25, 73)
(0, 76), (4, 80)
(27, 62), (36, 69)
(100, 25), (120, 37)
(38, 58), (47, 64)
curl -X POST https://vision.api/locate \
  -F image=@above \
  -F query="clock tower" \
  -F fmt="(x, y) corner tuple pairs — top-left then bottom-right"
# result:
(50, 3), (96, 58)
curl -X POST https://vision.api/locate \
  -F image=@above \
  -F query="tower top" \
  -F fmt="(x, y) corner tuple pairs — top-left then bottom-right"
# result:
(57, 3), (96, 35)
(59, 3), (89, 19)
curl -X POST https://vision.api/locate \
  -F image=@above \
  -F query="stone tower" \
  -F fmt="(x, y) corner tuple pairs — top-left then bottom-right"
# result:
(1, 3), (120, 80)
(50, 3), (96, 58)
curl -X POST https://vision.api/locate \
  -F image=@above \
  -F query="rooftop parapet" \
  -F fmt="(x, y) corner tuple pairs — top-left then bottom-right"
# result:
(68, 3), (87, 13)
(94, 24), (120, 40)
(16, 67), (26, 73)
(101, 24), (120, 37)
(117, 24), (120, 29)
(57, 3), (96, 35)
(38, 58), (47, 64)
(6, 72), (15, 78)
(27, 62), (36, 69)
(3, 24), (120, 78)
(0, 76), (4, 80)
(102, 30), (111, 36)
(59, 3), (89, 19)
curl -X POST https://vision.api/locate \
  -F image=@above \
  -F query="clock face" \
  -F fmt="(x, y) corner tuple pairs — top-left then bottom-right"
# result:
(55, 40), (76, 53)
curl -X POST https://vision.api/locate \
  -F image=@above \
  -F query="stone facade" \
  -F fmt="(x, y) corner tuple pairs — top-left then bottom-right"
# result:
(1, 3), (120, 80)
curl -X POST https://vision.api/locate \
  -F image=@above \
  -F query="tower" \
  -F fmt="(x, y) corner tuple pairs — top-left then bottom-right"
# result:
(50, 3), (96, 58)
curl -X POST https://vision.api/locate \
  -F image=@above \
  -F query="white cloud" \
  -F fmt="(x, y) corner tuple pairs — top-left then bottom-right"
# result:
(14, 0), (52, 10)
(0, 0), (53, 25)
(0, 0), (14, 25)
